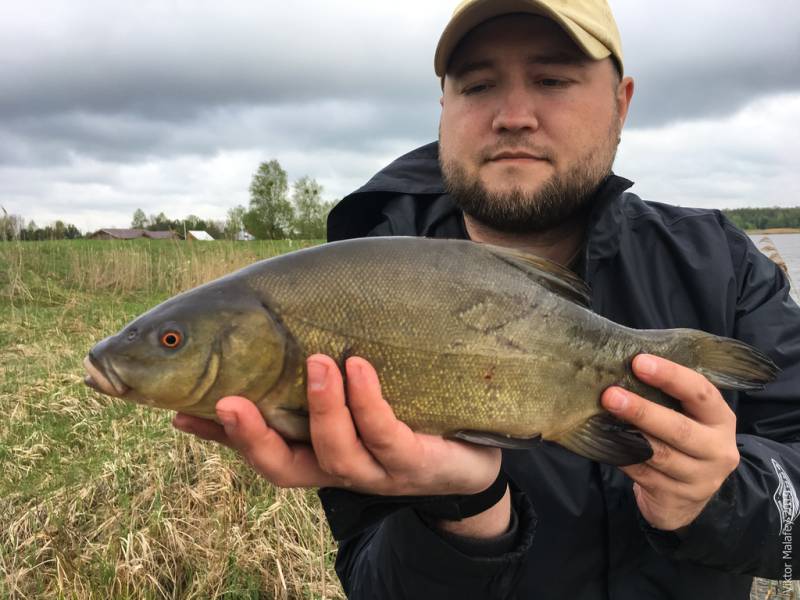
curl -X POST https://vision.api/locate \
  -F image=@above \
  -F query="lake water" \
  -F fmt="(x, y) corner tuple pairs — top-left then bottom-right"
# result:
(749, 233), (800, 302)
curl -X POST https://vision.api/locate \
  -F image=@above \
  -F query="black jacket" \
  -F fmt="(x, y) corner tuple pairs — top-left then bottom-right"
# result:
(322, 142), (800, 599)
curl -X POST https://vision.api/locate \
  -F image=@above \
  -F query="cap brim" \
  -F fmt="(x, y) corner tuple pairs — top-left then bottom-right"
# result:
(434, 0), (611, 77)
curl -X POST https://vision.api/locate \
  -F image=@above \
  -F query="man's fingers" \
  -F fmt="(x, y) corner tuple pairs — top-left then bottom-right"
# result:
(631, 354), (734, 426)
(306, 355), (384, 483)
(621, 462), (713, 505)
(638, 435), (708, 484)
(345, 357), (423, 469)
(216, 395), (339, 488)
(602, 387), (705, 458)
(173, 412), (234, 448)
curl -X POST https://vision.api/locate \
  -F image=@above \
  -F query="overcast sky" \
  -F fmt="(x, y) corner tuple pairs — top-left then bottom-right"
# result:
(2, 0), (799, 233)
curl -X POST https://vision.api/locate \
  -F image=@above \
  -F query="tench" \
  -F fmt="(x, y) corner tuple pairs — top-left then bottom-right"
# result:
(83, 237), (778, 466)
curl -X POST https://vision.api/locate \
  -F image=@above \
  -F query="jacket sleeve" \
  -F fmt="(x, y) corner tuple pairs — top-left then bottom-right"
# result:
(328, 483), (536, 600)
(644, 225), (800, 579)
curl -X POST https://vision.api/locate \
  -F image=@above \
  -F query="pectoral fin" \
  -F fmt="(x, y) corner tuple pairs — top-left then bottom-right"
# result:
(554, 413), (653, 466)
(263, 406), (310, 442)
(448, 430), (541, 449)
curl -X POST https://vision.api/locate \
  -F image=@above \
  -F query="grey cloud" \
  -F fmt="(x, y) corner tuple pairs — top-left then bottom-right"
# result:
(1, 99), (439, 167)
(617, 0), (800, 126)
(2, 0), (799, 233)
(0, 1), (442, 121)
(2, 1), (797, 131)
(616, 94), (800, 208)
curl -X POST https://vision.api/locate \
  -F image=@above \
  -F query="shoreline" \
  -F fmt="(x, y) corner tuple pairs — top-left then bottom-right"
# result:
(747, 228), (800, 235)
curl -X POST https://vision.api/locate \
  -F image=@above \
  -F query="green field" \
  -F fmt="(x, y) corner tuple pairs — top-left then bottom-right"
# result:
(0, 239), (344, 599)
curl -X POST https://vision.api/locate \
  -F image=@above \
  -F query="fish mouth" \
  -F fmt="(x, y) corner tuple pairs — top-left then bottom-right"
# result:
(83, 354), (130, 397)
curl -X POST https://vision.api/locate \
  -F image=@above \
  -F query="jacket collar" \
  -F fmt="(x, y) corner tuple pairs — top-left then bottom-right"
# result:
(585, 173), (635, 262)
(351, 142), (445, 196)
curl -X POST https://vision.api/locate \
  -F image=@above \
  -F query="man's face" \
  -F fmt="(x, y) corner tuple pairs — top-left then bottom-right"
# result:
(439, 14), (632, 233)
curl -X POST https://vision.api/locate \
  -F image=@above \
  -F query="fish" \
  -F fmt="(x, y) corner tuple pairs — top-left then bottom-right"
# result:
(83, 236), (779, 466)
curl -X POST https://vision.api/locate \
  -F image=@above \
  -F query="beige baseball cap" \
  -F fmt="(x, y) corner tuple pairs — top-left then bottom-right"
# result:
(434, 0), (624, 77)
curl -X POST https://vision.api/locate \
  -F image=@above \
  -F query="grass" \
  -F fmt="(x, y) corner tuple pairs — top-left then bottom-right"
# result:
(0, 239), (343, 599)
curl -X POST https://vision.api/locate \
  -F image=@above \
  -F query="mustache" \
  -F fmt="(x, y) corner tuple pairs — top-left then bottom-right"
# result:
(479, 137), (554, 163)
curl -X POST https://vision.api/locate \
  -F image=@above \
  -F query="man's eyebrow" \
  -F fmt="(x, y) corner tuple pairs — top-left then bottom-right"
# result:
(450, 53), (587, 78)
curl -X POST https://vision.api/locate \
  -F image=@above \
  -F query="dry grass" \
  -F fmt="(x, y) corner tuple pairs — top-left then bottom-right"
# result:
(0, 240), (342, 599)
(0, 238), (315, 300)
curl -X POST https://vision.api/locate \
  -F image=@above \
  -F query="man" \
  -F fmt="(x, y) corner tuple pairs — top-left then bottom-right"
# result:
(174, 1), (800, 598)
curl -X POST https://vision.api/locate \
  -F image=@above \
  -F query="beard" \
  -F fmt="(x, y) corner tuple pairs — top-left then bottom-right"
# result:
(439, 121), (621, 234)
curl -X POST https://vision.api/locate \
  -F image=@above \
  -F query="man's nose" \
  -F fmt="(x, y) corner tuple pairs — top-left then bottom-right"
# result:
(492, 87), (539, 133)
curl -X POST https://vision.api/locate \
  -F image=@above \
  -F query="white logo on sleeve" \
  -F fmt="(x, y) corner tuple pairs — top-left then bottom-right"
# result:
(772, 458), (800, 535)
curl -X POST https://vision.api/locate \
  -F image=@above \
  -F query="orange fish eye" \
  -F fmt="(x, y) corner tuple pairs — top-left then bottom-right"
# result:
(160, 331), (182, 349)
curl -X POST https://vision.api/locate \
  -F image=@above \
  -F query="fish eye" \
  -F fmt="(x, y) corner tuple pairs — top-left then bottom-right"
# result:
(160, 330), (183, 349)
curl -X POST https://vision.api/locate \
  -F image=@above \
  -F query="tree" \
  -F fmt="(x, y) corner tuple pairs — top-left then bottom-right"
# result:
(64, 224), (82, 239)
(206, 220), (224, 240)
(224, 205), (247, 240)
(53, 220), (66, 239)
(184, 214), (202, 231)
(131, 208), (148, 229)
(147, 212), (172, 231)
(722, 207), (800, 231)
(0, 207), (24, 241)
(290, 176), (332, 239)
(245, 160), (294, 239)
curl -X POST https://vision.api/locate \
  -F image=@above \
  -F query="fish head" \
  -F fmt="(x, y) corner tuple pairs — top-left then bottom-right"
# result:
(84, 281), (288, 419)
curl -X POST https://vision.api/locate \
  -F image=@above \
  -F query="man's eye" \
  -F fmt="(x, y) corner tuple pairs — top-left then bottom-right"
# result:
(463, 83), (491, 95)
(539, 78), (569, 88)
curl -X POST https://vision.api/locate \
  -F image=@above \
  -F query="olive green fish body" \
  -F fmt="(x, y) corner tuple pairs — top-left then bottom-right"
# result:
(253, 239), (609, 437)
(85, 237), (779, 465)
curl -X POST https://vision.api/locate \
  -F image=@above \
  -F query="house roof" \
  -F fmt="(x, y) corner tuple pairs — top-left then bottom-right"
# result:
(143, 230), (178, 239)
(90, 228), (181, 240)
(93, 228), (145, 239)
(188, 230), (214, 241)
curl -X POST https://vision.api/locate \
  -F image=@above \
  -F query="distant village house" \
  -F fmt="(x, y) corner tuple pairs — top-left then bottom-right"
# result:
(186, 230), (214, 241)
(88, 228), (180, 240)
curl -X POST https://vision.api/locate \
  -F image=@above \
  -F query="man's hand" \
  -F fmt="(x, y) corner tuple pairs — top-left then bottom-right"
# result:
(173, 354), (500, 499)
(601, 354), (740, 531)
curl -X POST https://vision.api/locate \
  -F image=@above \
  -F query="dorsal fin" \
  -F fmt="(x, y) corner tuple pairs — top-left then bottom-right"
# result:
(485, 244), (591, 307)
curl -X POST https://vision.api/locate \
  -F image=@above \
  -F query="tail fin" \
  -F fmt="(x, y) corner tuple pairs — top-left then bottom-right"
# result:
(676, 331), (780, 391)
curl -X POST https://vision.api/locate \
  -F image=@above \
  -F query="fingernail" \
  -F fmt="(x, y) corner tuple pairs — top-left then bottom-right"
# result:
(605, 389), (628, 412)
(307, 359), (328, 391)
(217, 410), (237, 429)
(346, 358), (364, 380)
(636, 356), (657, 376)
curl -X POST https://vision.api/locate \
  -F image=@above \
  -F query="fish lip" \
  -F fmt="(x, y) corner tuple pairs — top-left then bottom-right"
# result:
(83, 354), (130, 397)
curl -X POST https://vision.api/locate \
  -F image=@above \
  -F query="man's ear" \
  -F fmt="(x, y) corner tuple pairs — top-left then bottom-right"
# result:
(616, 76), (634, 128)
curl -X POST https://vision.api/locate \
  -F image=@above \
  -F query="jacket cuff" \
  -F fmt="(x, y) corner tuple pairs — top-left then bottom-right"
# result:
(640, 470), (739, 559)
(380, 486), (536, 584)
(430, 503), (520, 557)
